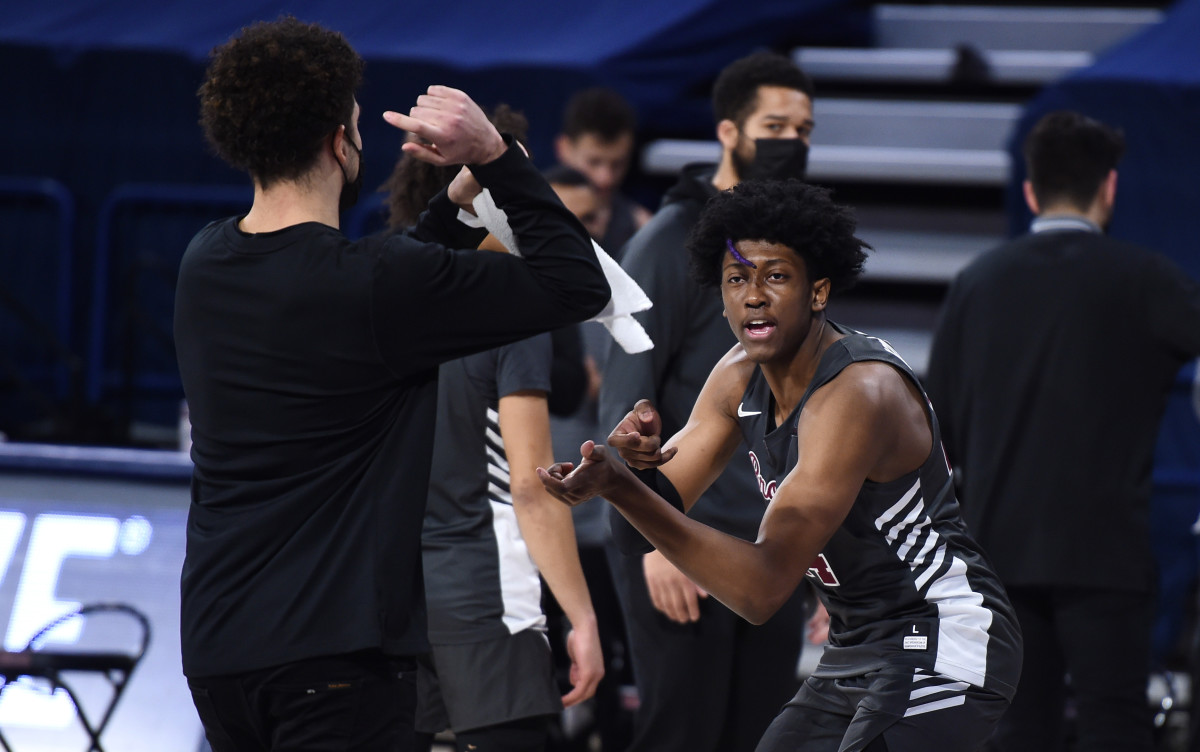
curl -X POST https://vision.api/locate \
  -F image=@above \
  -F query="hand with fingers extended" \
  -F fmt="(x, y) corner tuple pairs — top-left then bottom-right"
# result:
(537, 440), (633, 507)
(607, 399), (678, 470)
(383, 85), (507, 167)
(643, 549), (708, 624)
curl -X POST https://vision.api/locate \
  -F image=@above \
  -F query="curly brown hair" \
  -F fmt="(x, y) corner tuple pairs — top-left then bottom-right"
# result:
(381, 104), (530, 230)
(199, 16), (364, 188)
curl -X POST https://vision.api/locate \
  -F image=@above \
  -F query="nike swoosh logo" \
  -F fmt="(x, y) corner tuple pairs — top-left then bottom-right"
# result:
(737, 403), (761, 417)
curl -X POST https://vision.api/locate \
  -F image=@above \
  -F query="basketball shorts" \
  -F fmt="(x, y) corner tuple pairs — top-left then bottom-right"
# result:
(416, 628), (561, 734)
(756, 668), (1010, 752)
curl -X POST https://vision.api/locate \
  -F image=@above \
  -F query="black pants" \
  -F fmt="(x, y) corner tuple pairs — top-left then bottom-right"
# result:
(416, 716), (551, 752)
(188, 650), (418, 752)
(991, 585), (1154, 752)
(607, 546), (807, 752)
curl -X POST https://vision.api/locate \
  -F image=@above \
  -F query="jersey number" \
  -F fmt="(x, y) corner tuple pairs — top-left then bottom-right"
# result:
(807, 554), (841, 587)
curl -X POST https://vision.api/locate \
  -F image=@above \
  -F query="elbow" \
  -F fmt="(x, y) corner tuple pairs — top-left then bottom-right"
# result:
(741, 601), (781, 627)
(566, 238), (611, 320)
(509, 480), (545, 513)
(572, 271), (611, 321)
(736, 587), (792, 626)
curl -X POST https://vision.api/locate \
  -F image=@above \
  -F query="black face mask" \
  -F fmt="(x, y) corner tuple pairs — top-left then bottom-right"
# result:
(338, 136), (364, 213)
(736, 138), (809, 182)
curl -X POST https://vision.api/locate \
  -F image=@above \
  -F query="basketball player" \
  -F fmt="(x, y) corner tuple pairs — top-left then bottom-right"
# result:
(539, 179), (1022, 751)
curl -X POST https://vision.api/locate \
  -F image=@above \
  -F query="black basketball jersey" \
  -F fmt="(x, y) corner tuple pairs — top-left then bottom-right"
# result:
(737, 323), (1021, 699)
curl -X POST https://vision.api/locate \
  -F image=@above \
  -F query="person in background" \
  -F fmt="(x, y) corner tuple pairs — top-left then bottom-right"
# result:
(926, 110), (1200, 752)
(415, 301), (604, 752)
(544, 165), (611, 243)
(555, 87), (651, 255)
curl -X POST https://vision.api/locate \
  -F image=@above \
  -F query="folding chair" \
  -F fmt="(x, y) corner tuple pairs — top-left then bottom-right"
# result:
(0, 603), (150, 752)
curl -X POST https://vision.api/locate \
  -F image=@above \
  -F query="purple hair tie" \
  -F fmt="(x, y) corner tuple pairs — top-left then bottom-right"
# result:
(726, 238), (756, 268)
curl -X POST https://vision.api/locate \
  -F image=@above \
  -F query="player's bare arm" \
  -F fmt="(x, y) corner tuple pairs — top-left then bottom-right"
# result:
(500, 390), (604, 707)
(540, 360), (931, 624)
(606, 345), (755, 510)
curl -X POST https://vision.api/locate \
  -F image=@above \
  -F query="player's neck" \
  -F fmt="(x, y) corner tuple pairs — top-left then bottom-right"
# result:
(240, 175), (342, 234)
(761, 314), (835, 421)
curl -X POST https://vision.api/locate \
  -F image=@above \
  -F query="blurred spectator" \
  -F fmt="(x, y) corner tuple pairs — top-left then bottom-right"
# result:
(926, 110), (1200, 752)
(555, 87), (651, 255)
(544, 165), (611, 242)
(599, 51), (815, 752)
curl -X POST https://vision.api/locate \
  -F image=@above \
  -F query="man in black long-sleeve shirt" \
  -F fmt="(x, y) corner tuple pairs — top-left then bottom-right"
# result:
(174, 18), (608, 752)
(926, 111), (1200, 752)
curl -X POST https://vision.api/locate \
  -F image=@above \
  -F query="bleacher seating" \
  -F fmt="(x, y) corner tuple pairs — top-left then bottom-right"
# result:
(87, 183), (250, 442)
(637, 2), (1165, 373)
(0, 177), (79, 438)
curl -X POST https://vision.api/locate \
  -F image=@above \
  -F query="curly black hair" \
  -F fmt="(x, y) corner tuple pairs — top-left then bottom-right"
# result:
(688, 179), (869, 294)
(199, 16), (364, 188)
(381, 104), (530, 230)
(712, 52), (814, 126)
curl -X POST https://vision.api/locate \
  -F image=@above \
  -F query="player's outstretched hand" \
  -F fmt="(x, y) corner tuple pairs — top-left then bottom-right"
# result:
(383, 86), (506, 167)
(537, 441), (630, 506)
(607, 399), (678, 469)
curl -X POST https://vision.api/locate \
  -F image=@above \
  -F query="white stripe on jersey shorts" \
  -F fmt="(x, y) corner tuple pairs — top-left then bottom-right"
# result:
(755, 668), (1009, 752)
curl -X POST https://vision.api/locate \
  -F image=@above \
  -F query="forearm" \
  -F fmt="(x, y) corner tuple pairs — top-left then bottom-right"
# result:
(409, 187), (489, 249)
(606, 469), (801, 624)
(608, 469), (684, 555)
(468, 139), (609, 320)
(511, 482), (596, 629)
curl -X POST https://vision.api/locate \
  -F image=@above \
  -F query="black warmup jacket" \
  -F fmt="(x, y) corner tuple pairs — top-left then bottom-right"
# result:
(174, 141), (609, 677)
(925, 227), (1200, 592)
(600, 164), (764, 547)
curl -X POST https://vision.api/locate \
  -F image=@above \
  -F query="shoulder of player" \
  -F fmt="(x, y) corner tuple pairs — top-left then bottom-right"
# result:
(701, 343), (757, 415)
(714, 343), (757, 386)
(805, 360), (911, 418)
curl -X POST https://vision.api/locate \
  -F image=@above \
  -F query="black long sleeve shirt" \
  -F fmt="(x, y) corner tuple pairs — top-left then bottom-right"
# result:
(174, 141), (609, 677)
(925, 227), (1200, 592)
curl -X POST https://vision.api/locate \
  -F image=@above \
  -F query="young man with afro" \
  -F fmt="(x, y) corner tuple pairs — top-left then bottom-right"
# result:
(541, 179), (1022, 751)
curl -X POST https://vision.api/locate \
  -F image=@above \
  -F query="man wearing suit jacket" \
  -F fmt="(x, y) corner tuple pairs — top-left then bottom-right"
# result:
(926, 110), (1200, 752)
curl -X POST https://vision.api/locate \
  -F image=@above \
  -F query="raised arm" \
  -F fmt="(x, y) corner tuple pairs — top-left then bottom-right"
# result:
(543, 362), (927, 624)
(374, 87), (610, 374)
(500, 390), (604, 707)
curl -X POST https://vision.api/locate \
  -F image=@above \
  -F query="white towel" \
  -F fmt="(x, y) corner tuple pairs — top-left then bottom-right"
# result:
(458, 189), (654, 353)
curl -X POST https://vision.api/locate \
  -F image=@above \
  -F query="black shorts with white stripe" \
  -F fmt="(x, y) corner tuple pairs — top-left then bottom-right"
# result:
(756, 668), (1009, 752)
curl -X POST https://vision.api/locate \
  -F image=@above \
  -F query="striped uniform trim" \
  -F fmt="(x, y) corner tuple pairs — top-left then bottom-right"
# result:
(485, 407), (512, 506)
(875, 480), (993, 687)
(904, 671), (969, 717)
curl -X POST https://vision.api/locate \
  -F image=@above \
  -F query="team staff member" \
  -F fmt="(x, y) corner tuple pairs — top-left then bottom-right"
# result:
(543, 180), (1022, 751)
(174, 17), (608, 751)
(927, 110), (1200, 751)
